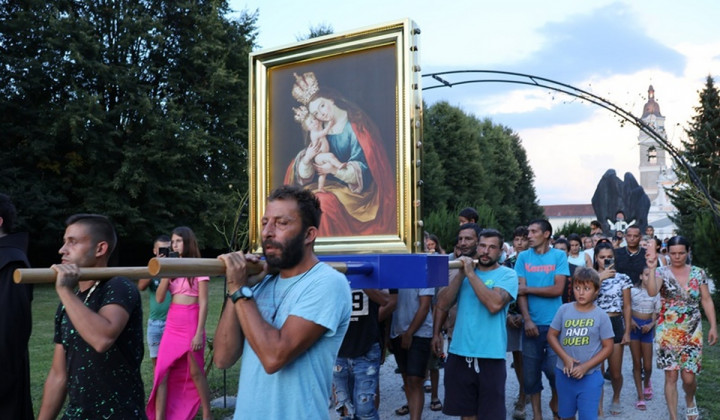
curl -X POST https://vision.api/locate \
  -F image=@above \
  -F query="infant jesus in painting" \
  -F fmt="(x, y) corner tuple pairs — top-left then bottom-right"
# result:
(293, 105), (343, 192)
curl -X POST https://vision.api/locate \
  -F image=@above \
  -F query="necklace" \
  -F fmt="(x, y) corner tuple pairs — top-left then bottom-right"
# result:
(270, 262), (320, 323)
(78, 281), (101, 305)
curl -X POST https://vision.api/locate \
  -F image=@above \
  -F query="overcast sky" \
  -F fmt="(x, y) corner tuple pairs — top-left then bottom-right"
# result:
(228, 0), (720, 205)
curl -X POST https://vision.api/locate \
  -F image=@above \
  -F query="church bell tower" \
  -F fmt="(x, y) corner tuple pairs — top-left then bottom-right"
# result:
(638, 85), (667, 201)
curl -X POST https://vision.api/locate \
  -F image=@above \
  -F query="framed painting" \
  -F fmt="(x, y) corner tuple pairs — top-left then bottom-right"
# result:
(249, 19), (423, 254)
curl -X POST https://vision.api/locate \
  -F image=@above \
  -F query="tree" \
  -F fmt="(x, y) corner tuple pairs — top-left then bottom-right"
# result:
(668, 75), (720, 313)
(296, 23), (333, 41)
(0, 1), (258, 266)
(421, 101), (544, 239)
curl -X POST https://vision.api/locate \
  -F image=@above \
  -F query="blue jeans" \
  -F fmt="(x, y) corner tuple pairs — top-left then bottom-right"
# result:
(333, 342), (381, 420)
(146, 319), (166, 358)
(522, 325), (557, 394)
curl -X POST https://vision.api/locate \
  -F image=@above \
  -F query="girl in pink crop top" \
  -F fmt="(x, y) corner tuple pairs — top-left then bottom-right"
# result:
(148, 227), (212, 420)
(168, 276), (210, 297)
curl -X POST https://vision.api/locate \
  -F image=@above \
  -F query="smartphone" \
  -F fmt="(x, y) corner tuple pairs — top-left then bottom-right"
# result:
(158, 247), (170, 257)
(605, 257), (615, 270)
(168, 251), (180, 258)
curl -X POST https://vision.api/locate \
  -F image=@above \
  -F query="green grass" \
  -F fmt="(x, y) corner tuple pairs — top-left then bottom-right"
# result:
(29, 279), (240, 419)
(697, 319), (720, 418)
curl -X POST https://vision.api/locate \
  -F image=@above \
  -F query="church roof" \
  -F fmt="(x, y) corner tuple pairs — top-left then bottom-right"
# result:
(543, 204), (595, 218)
(642, 85), (663, 118)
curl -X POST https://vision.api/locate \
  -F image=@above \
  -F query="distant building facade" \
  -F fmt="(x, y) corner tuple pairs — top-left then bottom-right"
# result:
(543, 204), (595, 231)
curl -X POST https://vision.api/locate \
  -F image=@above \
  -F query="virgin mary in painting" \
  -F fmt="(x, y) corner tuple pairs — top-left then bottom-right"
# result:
(285, 72), (397, 237)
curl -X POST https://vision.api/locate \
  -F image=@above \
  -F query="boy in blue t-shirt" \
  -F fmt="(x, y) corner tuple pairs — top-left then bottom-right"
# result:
(548, 267), (614, 420)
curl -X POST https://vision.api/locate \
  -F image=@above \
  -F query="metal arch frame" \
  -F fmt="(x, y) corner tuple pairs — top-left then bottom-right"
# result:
(422, 70), (720, 229)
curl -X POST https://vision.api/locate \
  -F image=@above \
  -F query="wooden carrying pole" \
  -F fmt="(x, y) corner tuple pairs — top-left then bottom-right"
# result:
(13, 266), (152, 284)
(14, 257), (472, 285)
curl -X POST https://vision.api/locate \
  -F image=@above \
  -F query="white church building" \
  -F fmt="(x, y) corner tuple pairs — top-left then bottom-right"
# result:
(545, 85), (678, 238)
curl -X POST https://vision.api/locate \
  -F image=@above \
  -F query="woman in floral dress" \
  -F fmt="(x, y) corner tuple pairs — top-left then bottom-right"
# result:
(646, 236), (717, 420)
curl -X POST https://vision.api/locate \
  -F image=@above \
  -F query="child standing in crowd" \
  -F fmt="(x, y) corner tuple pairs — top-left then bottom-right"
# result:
(548, 267), (614, 420)
(629, 267), (660, 411)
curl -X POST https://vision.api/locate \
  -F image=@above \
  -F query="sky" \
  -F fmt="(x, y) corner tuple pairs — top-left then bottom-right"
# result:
(228, 0), (720, 205)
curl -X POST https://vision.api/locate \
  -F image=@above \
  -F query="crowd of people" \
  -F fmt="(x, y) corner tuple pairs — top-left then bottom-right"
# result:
(0, 189), (718, 420)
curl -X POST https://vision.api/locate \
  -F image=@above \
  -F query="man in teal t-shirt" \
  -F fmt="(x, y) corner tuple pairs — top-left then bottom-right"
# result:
(138, 235), (171, 370)
(515, 219), (570, 420)
(432, 226), (518, 419)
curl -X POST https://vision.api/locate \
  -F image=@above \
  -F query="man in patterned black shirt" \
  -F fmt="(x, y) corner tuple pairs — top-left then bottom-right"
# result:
(38, 214), (146, 419)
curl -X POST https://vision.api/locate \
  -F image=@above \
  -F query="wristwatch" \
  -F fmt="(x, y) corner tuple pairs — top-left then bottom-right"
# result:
(228, 286), (253, 303)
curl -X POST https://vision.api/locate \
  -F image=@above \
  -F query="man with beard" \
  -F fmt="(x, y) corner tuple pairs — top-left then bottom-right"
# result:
(431, 226), (518, 419)
(213, 185), (352, 419)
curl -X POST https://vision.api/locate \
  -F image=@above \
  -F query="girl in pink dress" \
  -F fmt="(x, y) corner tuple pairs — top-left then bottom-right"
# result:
(146, 227), (212, 420)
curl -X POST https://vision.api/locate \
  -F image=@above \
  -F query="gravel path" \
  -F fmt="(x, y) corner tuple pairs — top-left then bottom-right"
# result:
(374, 343), (677, 419)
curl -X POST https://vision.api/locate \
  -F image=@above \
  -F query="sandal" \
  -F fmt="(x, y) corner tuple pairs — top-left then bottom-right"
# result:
(635, 400), (647, 411)
(686, 397), (700, 420)
(424, 379), (432, 393)
(610, 402), (622, 416)
(644, 385), (653, 400)
(430, 399), (442, 411)
(395, 405), (409, 416)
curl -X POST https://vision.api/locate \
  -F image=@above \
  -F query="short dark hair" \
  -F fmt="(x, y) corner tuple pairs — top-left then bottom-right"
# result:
(458, 222), (482, 239)
(573, 266), (601, 290)
(554, 237), (569, 250)
(590, 220), (601, 228)
(626, 225), (641, 234)
(459, 207), (479, 223)
(479, 228), (504, 245)
(154, 234), (171, 244)
(65, 214), (117, 255)
(512, 225), (528, 239)
(528, 219), (552, 235)
(0, 193), (17, 233)
(567, 233), (582, 245)
(268, 185), (322, 231)
(616, 210), (625, 217)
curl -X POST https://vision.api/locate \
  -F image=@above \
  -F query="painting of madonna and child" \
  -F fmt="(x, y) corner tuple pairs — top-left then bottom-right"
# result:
(268, 45), (398, 238)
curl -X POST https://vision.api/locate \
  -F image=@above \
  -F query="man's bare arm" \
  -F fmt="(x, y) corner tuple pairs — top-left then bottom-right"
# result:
(213, 298), (245, 369)
(37, 344), (68, 420)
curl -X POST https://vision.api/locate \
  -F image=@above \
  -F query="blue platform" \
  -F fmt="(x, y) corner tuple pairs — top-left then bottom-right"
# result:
(319, 253), (450, 289)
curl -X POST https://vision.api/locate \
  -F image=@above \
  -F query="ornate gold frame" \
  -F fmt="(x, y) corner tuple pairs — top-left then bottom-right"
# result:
(249, 19), (422, 254)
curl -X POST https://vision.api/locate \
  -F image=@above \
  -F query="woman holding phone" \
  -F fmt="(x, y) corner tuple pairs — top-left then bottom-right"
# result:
(146, 226), (212, 420)
(646, 236), (717, 420)
(593, 241), (632, 416)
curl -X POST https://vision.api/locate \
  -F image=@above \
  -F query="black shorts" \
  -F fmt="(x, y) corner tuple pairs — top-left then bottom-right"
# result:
(609, 315), (625, 344)
(443, 353), (506, 419)
(392, 336), (431, 378)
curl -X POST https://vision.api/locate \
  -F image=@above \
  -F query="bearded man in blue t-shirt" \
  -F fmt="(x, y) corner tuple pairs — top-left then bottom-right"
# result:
(432, 226), (518, 419)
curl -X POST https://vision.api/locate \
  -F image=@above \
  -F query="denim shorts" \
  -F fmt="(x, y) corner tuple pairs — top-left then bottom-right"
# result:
(630, 316), (655, 343)
(146, 319), (166, 358)
(333, 342), (381, 420)
(522, 325), (557, 394)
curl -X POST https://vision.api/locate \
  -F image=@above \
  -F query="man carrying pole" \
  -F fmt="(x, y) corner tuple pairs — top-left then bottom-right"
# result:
(214, 185), (352, 419)
(38, 214), (146, 420)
